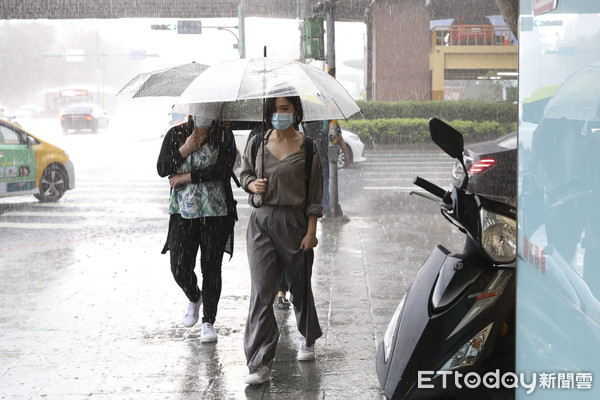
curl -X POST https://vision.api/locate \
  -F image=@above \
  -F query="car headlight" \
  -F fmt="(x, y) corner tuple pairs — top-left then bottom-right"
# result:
(383, 294), (406, 363)
(480, 209), (517, 263)
(439, 323), (493, 371)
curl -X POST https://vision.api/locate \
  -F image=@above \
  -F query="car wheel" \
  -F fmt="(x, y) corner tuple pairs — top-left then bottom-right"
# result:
(35, 164), (67, 203)
(337, 145), (353, 169)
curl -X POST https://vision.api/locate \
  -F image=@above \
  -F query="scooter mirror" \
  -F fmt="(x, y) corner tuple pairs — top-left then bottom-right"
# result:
(429, 118), (464, 160)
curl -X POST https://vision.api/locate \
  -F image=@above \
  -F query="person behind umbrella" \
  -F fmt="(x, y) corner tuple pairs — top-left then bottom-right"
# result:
(156, 114), (238, 343)
(246, 123), (293, 311)
(240, 94), (324, 385)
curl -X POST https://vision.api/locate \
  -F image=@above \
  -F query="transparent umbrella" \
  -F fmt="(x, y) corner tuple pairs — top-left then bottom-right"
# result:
(543, 64), (600, 121)
(116, 62), (209, 98)
(522, 83), (561, 124)
(171, 57), (361, 121)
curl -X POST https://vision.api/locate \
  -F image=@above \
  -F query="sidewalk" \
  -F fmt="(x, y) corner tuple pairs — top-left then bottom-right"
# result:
(0, 201), (453, 399)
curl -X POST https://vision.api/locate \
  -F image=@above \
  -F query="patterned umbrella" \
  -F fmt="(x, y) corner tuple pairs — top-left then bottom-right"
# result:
(117, 62), (209, 98)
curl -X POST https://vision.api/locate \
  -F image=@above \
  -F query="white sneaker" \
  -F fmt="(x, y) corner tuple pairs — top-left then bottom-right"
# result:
(183, 299), (201, 327)
(200, 322), (218, 343)
(244, 364), (270, 385)
(297, 337), (315, 361)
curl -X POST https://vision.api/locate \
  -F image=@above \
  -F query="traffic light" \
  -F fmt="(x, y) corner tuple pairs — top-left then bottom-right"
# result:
(177, 20), (202, 34)
(150, 23), (176, 31)
(302, 16), (324, 60)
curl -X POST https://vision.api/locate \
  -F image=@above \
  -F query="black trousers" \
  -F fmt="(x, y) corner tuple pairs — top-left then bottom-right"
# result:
(168, 214), (232, 324)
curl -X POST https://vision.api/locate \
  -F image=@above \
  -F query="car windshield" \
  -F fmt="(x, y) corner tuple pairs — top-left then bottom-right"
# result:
(65, 106), (93, 114)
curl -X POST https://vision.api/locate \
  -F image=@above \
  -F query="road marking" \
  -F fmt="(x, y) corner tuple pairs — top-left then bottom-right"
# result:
(0, 222), (84, 229)
(363, 178), (449, 183)
(61, 195), (170, 202)
(2, 211), (168, 219)
(74, 187), (168, 193)
(364, 186), (426, 191)
(364, 161), (452, 165)
(363, 171), (449, 174)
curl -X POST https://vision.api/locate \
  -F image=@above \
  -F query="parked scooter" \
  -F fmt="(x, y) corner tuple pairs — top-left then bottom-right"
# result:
(376, 118), (517, 400)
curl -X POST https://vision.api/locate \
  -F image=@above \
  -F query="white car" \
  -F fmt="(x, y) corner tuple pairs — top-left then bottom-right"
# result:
(233, 128), (366, 169)
(338, 129), (367, 168)
(0, 105), (21, 127)
(14, 105), (43, 119)
(60, 104), (109, 133)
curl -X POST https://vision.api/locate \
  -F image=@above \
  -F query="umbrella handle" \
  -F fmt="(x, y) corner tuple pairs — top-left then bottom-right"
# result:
(253, 48), (266, 210)
(250, 194), (263, 208)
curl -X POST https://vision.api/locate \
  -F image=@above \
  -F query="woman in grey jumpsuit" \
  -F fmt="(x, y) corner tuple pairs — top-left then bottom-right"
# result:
(240, 95), (323, 385)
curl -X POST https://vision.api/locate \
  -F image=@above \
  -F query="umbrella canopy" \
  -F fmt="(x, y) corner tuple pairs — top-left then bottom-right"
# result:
(116, 62), (209, 98)
(522, 83), (561, 124)
(172, 57), (361, 122)
(543, 65), (600, 121)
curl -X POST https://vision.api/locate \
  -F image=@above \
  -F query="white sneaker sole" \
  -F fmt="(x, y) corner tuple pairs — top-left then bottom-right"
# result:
(183, 318), (199, 328)
(244, 366), (270, 384)
(200, 335), (218, 343)
(297, 351), (315, 361)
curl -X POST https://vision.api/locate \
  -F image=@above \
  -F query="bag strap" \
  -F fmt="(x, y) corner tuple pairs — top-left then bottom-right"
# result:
(231, 171), (241, 187)
(304, 135), (313, 201)
(251, 131), (265, 173)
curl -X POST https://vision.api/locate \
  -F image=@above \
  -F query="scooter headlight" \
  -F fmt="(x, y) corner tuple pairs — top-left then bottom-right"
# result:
(383, 294), (406, 363)
(439, 323), (493, 371)
(480, 209), (517, 263)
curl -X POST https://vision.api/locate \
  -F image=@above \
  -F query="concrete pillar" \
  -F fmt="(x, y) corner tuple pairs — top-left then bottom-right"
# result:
(430, 49), (445, 100)
(368, 0), (431, 101)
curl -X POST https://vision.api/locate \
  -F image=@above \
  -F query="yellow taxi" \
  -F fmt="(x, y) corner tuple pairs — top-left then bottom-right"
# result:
(0, 118), (75, 202)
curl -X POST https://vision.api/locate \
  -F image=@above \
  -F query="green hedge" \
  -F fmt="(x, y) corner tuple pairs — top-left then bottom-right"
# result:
(353, 100), (517, 123)
(339, 118), (517, 145)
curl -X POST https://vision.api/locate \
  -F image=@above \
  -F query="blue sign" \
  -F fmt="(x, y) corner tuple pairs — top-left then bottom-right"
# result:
(129, 50), (147, 60)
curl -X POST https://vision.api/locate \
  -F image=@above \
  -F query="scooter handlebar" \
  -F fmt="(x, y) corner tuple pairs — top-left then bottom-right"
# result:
(413, 176), (446, 199)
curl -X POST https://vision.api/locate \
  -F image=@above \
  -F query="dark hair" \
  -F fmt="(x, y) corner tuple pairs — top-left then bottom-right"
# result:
(264, 96), (304, 130)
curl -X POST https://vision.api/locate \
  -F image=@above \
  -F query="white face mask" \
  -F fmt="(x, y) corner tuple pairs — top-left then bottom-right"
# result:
(193, 116), (213, 129)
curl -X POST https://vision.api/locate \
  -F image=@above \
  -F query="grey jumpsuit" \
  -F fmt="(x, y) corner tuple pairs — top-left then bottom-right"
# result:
(240, 131), (323, 373)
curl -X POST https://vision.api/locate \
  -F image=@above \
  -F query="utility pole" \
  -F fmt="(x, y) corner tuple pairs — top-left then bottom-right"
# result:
(239, 1), (246, 58)
(314, 0), (343, 218)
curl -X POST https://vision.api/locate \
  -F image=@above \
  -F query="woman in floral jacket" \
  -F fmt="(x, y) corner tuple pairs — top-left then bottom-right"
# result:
(157, 115), (237, 343)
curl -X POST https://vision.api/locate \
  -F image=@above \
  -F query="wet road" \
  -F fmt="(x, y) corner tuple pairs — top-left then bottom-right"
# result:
(0, 117), (459, 256)
(0, 117), (465, 398)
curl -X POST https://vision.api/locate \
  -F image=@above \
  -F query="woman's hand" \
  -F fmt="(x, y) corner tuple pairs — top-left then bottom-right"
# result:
(169, 173), (191, 190)
(300, 233), (318, 251)
(180, 129), (206, 158)
(249, 178), (268, 194)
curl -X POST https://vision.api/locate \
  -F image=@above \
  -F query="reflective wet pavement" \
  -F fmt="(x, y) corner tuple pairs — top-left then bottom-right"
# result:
(0, 147), (464, 399)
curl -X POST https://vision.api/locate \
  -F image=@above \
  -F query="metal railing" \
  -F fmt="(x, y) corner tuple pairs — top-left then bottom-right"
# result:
(431, 25), (514, 47)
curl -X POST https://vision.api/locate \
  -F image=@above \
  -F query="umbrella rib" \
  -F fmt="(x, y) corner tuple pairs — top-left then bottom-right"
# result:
(235, 57), (259, 100)
(330, 97), (348, 121)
